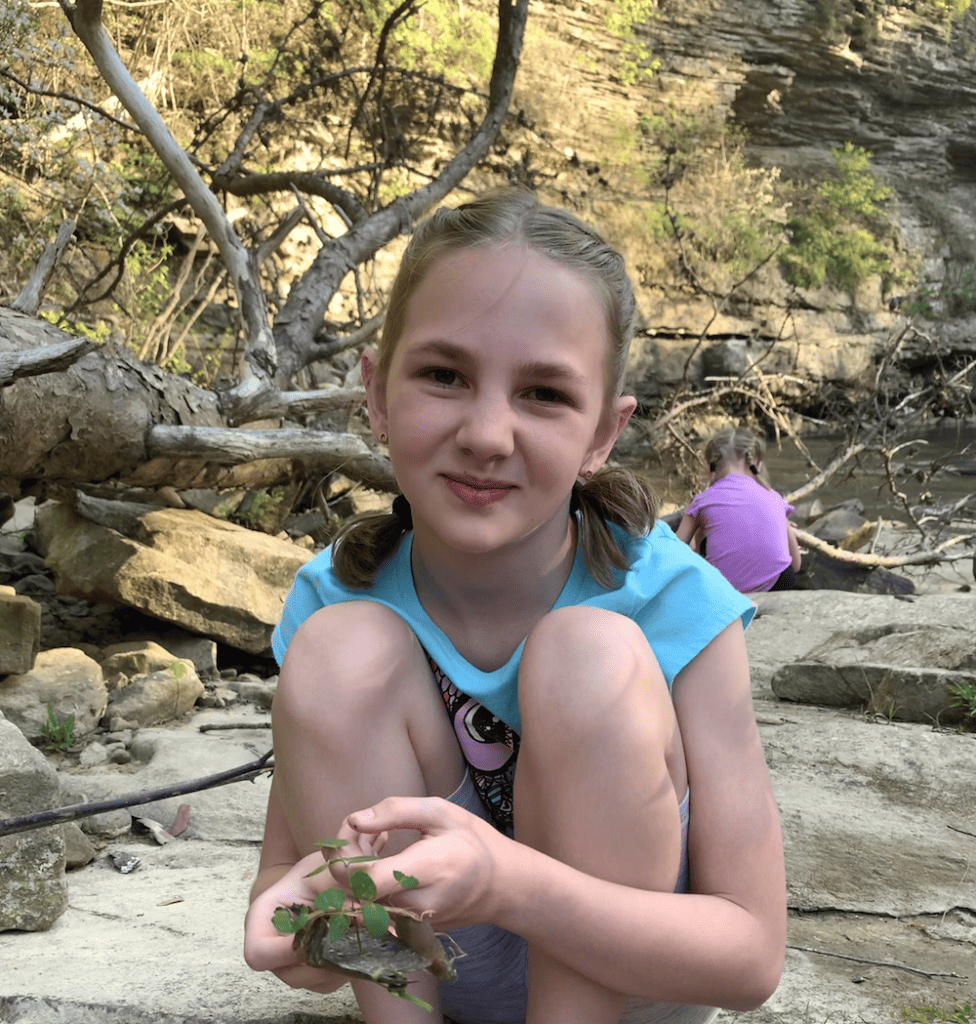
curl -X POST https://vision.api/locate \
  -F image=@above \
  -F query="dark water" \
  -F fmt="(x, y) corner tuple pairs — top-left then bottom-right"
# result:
(763, 422), (976, 523)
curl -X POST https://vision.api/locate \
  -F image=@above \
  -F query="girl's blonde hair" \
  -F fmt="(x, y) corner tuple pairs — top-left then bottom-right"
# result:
(333, 187), (655, 590)
(704, 427), (772, 490)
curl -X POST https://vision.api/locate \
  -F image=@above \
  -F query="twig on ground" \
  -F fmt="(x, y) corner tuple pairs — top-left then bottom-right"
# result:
(0, 750), (273, 837)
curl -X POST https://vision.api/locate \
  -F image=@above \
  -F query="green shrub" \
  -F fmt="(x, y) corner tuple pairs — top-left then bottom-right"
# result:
(781, 142), (894, 293)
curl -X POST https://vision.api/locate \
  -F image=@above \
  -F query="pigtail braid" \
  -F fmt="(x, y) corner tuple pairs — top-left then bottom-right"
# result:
(574, 466), (657, 589)
(330, 496), (412, 589)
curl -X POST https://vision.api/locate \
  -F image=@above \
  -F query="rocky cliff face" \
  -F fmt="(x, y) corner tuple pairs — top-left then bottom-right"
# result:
(514, 0), (976, 406)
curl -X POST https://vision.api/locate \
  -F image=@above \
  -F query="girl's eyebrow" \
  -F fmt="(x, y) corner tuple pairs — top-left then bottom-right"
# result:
(407, 341), (587, 388)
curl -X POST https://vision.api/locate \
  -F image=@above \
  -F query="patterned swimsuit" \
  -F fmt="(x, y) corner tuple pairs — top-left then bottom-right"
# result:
(427, 652), (518, 836)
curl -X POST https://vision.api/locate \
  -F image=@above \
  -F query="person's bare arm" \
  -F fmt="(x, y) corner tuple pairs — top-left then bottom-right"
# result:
(787, 522), (802, 570)
(674, 513), (697, 544)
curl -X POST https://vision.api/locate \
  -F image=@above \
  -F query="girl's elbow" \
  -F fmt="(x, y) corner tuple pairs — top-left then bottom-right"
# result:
(727, 960), (784, 1010)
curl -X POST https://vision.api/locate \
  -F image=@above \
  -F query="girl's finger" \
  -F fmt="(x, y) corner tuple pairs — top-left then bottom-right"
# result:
(347, 796), (449, 836)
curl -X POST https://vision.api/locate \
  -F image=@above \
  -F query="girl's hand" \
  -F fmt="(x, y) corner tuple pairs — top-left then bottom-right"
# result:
(243, 847), (380, 993)
(340, 796), (512, 931)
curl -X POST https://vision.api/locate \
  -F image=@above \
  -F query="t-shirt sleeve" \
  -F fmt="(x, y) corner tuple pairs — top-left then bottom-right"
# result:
(271, 547), (337, 665)
(624, 523), (755, 686)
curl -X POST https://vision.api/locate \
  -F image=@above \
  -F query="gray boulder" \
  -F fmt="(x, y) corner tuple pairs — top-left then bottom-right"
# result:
(771, 622), (976, 723)
(0, 648), (107, 739)
(33, 502), (311, 654)
(0, 713), (68, 931)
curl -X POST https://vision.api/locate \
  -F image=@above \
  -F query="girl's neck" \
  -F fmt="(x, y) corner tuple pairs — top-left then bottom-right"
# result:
(409, 514), (577, 630)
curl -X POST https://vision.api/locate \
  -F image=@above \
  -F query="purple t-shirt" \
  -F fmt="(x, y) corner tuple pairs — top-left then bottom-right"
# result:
(685, 474), (794, 593)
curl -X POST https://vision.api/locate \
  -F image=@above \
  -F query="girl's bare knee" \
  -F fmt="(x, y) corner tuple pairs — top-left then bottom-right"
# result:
(277, 601), (424, 719)
(519, 606), (660, 715)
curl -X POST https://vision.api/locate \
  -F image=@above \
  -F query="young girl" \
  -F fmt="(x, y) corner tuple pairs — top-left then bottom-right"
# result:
(676, 427), (802, 594)
(243, 189), (786, 1024)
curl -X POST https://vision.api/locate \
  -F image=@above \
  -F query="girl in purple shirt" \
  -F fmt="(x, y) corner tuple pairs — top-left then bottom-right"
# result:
(676, 428), (802, 593)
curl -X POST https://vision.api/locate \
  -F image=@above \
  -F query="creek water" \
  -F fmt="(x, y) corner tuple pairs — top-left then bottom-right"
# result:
(763, 420), (976, 523)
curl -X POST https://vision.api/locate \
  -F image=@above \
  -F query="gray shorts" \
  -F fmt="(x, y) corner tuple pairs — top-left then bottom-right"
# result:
(440, 771), (719, 1024)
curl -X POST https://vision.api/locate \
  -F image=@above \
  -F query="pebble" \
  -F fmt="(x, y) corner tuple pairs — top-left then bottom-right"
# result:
(79, 742), (109, 767)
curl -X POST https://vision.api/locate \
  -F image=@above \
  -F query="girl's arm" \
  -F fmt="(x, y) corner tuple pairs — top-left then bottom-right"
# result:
(674, 513), (698, 544)
(351, 622), (787, 1010)
(787, 521), (802, 570)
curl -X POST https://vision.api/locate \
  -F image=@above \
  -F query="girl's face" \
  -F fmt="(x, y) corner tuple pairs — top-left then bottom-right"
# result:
(364, 244), (635, 562)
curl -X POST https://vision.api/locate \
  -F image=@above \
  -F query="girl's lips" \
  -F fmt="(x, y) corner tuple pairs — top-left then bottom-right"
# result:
(443, 476), (515, 507)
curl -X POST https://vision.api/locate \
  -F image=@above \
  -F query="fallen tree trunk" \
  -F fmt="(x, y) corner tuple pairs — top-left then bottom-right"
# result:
(0, 308), (393, 495)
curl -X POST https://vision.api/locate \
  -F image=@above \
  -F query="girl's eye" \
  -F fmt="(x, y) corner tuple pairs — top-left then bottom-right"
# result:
(423, 367), (462, 387)
(526, 386), (570, 405)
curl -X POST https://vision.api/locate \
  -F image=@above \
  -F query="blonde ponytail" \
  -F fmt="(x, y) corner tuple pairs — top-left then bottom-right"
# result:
(575, 466), (656, 589)
(330, 496), (412, 589)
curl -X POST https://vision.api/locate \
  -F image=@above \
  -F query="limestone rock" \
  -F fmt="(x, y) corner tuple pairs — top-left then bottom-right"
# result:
(0, 648), (107, 740)
(103, 663), (203, 728)
(0, 587), (41, 675)
(0, 713), (68, 931)
(33, 503), (311, 654)
(771, 623), (976, 722)
(100, 640), (189, 688)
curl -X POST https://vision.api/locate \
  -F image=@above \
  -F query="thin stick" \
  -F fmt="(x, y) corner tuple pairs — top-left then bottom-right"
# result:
(0, 750), (273, 837)
(786, 943), (965, 979)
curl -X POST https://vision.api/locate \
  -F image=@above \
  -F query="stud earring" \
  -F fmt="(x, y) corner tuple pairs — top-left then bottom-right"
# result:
(581, 469), (593, 480)
(379, 433), (388, 444)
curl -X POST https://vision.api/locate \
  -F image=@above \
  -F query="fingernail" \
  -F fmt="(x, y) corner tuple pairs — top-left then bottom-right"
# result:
(351, 808), (375, 828)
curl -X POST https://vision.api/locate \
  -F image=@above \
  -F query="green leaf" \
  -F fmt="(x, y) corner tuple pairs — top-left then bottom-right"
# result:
(362, 901), (391, 939)
(315, 888), (347, 912)
(338, 854), (379, 865)
(315, 838), (349, 849)
(397, 993), (434, 1010)
(350, 869), (377, 901)
(328, 913), (351, 942)
(393, 870), (419, 889)
(271, 907), (298, 933)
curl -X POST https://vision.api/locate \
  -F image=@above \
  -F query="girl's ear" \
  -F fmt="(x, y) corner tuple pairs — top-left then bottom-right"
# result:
(579, 395), (637, 477)
(362, 348), (389, 442)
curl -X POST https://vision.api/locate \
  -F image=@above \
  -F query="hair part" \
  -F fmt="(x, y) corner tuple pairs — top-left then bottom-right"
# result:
(332, 187), (654, 590)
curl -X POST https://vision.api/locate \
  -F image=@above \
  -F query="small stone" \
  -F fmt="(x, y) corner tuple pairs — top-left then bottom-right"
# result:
(108, 746), (131, 765)
(79, 742), (109, 767)
(62, 823), (96, 869)
(129, 735), (157, 763)
(108, 716), (139, 733)
(104, 729), (134, 747)
(81, 808), (131, 838)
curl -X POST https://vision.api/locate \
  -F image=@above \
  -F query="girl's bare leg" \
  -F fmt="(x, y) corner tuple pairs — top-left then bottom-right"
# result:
(271, 601), (464, 1022)
(514, 606), (687, 1024)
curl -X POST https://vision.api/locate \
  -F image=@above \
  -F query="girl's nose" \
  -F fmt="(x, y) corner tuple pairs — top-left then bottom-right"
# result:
(455, 393), (516, 460)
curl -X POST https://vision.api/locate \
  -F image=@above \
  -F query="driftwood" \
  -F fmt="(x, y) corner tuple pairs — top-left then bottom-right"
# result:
(795, 527), (975, 568)
(0, 336), (96, 386)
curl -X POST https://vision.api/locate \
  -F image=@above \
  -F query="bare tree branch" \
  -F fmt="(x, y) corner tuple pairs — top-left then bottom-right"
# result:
(59, 0), (278, 421)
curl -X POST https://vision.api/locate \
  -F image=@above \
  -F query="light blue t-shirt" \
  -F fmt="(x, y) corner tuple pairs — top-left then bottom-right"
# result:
(272, 520), (755, 734)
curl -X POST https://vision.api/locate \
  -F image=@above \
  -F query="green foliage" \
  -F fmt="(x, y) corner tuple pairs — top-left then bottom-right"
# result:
(781, 142), (894, 293)
(347, 0), (495, 87)
(38, 704), (75, 751)
(604, 0), (660, 85)
(272, 839), (427, 1007)
(901, 1003), (976, 1024)
(948, 680), (976, 724)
